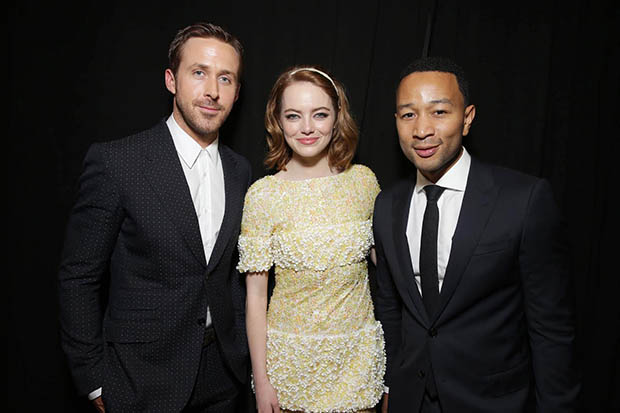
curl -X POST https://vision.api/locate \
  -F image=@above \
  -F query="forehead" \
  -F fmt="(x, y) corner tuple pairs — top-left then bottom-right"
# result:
(281, 81), (333, 108)
(179, 37), (240, 73)
(396, 71), (463, 106)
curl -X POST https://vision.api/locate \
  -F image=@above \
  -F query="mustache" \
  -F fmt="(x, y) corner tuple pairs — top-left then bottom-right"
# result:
(195, 99), (223, 110)
(412, 139), (442, 149)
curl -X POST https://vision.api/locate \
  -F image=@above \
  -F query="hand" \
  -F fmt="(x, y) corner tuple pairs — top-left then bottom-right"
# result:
(381, 393), (388, 413)
(255, 380), (280, 413)
(91, 396), (105, 413)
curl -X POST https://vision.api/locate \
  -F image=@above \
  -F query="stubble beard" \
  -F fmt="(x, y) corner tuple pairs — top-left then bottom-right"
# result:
(175, 98), (229, 142)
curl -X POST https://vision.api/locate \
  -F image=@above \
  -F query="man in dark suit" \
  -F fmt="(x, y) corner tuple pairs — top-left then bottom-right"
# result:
(374, 57), (580, 412)
(58, 22), (252, 412)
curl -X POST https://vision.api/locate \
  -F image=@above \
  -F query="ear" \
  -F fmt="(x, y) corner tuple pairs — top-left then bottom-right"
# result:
(462, 104), (476, 136)
(234, 83), (241, 102)
(165, 69), (176, 95)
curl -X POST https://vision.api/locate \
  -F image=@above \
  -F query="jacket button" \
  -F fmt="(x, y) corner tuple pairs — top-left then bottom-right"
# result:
(418, 370), (426, 378)
(197, 318), (206, 325)
(428, 327), (438, 337)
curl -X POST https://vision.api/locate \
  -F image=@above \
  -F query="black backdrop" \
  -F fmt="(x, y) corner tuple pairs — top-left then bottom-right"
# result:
(9, 1), (618, 412)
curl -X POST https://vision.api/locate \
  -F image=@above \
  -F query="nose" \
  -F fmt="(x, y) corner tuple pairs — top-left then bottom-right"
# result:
(301, 116), (314, 135)
(413, 115), (434, 139)
(204, 76), (219, 101)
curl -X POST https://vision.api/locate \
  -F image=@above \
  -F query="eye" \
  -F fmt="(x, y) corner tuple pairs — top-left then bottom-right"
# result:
(434, 109), (447, 116)
(218, 75), (232, 84)
(193, 70), (205, 78)
(314, 112), (330, 119)
(284, 113), (300, 120)
(400, 112), (414, 119)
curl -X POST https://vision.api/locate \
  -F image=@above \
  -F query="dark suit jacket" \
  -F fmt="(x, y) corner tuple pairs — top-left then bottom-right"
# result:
(58, 120), (252, 412)
(373, 157), (580, 413)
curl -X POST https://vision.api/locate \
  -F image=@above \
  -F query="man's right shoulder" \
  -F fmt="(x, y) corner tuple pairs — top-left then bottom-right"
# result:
(86, 120), (167, 161)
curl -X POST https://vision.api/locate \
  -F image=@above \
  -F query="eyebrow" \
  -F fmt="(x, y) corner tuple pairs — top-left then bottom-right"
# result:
(396, 98), (454, 111)
(429, 98), (454, 105)
(283, 106), (332, 113)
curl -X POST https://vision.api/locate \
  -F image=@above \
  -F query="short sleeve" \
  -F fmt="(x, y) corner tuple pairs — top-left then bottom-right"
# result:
(355, 164), (381, 217)
(237, 178), (275, 273)
(352, 164), (381, 247)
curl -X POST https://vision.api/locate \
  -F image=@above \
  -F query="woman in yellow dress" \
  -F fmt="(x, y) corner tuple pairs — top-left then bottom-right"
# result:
(238, 65), (385, 413)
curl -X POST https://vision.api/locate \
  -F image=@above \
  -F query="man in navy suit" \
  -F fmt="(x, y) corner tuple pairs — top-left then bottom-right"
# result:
(374, 57), (580, 412)
(58, 22), (252, 412)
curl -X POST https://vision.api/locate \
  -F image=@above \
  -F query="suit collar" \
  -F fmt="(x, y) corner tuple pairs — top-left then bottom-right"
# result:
(392, 175), (431, 325)
(205, 144), (241, 275)
(433, 157), (498, 322)
(144, 120), (208, 267)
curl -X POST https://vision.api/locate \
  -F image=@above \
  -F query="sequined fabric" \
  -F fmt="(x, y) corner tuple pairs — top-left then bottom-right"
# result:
(238, 165), (386, 412)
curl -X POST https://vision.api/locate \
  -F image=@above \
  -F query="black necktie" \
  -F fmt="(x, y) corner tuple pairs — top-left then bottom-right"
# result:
(420, 185), (445, 318)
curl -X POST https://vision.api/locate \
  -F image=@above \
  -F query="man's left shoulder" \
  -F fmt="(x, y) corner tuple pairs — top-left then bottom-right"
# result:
(220, 144), (251, 174)
(478, 160), (544, 190)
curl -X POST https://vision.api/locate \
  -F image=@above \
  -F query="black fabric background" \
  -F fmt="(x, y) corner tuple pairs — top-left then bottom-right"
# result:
(9, 1), (618, 411)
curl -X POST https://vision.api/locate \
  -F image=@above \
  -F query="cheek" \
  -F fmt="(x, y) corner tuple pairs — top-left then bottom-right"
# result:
(318, 119), (335, 135)
(281, 122), (298, 139)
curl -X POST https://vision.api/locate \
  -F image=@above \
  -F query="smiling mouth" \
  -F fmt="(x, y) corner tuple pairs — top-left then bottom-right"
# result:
(199, 105), (221, 113)
(297, 137), (319, 145)
(414, 145), (439, 158)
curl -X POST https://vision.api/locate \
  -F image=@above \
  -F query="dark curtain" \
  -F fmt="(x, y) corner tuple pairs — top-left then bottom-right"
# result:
(8, 0), (617, 411)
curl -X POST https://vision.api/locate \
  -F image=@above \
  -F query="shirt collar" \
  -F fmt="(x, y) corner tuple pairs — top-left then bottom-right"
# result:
(166, 114), (219, 169)
(415, 146), (471, 193)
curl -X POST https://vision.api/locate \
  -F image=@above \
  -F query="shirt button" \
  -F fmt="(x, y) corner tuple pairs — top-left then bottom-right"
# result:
(418, 370), (426, 379)
(428, 327), (438, 337)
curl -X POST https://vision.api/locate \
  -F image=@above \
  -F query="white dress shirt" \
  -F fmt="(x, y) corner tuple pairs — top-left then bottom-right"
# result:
(88, 115), (227, 400)
(167, 114), (225, 326)
(167, 114), (225, 266)
(406, 147), (471, 295)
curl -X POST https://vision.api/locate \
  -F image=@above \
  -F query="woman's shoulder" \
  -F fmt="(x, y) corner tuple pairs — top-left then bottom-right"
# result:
(245, 175), (280, 202)
(348, 164), (380, 187)
(348, 163), (375, 177)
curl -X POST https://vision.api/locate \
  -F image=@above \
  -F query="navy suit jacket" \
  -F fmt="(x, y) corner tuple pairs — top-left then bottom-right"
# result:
(58, 120), (252, 412)
(373, 157), (580, 412)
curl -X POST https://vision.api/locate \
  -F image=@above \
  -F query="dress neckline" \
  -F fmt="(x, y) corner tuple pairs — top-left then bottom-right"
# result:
(270, 165), (354, 183)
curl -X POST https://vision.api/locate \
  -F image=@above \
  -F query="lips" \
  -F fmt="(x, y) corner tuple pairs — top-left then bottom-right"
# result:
(297, 138), (319, 145)
(199, 105), (221, 113)
(196, 100), (222, 113)
(414, 145), (439, 158)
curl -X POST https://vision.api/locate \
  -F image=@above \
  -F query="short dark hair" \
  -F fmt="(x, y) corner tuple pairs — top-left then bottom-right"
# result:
(168, 22), (244, 79)
(399, 56), (470, 106)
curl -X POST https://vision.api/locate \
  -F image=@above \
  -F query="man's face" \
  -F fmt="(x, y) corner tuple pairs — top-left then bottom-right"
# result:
(165, 37), (240, 145)
(395, 71), (475, 182)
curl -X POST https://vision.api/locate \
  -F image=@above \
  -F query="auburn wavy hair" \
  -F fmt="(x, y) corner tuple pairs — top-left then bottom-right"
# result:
(264, 66), (358, 172)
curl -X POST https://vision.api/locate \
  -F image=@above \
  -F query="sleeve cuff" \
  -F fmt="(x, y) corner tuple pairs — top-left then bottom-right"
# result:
(88, 387), (102, 400)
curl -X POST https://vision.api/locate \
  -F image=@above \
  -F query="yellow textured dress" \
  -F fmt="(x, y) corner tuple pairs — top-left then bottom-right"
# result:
(237, 164), (386, 413)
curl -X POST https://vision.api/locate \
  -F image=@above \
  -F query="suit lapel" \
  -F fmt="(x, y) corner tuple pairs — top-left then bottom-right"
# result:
(205, 144), (242, 275)
(434, 158), (498, 321)
(144, 121), (207, 268)
(391, 177), (429, 325)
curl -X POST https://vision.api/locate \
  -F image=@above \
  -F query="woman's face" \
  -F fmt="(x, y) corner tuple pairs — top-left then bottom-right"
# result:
(279, 81), (336, 163)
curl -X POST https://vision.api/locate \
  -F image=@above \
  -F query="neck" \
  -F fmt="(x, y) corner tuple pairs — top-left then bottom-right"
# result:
(282, 151), (335, 179)
(422, 146), (464, 183)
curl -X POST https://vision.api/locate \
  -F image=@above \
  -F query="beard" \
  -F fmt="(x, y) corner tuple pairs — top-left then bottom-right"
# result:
(174, 96), (230, 140)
